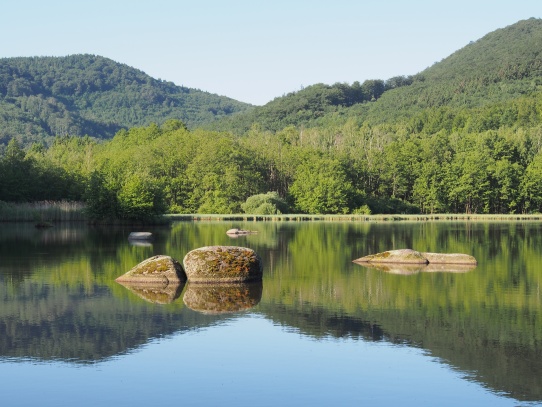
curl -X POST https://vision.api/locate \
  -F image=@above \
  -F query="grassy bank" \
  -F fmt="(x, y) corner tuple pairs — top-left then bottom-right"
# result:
(2, 204), (541, 224)
(164, 213), (542, 222)
(0, 201), (87, 222)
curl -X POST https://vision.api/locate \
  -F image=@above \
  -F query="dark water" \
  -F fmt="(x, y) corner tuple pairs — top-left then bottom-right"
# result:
(0, 221), (540, 406)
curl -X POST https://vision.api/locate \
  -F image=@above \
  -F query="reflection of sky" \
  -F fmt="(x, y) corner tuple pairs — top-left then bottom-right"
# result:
(0, 315), (519, 407)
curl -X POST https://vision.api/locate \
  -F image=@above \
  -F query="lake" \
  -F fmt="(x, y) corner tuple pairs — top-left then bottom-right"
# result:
(0, 220), (540, 406)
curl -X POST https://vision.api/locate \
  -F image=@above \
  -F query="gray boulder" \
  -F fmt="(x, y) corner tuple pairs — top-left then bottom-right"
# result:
(183, 246), (263, 283)
(115, 255), (186, 285)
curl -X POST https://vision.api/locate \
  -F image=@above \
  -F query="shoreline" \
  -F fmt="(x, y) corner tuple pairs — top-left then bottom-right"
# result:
(164, 213), (542, 222)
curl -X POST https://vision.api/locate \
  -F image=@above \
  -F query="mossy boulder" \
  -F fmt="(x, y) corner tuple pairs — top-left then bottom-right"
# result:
(183, 246), (263, 283)
(115, 255), (186, 285)
(353, 249), (429, 264)
(183, 282), (263, 314)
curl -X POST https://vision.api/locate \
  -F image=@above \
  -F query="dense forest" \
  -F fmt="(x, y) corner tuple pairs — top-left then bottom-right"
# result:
(1, 18), (542, 218)
(0, 54), (252, 148)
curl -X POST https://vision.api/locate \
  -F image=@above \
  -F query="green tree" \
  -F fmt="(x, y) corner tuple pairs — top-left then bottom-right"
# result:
(289, 154), (354, 214)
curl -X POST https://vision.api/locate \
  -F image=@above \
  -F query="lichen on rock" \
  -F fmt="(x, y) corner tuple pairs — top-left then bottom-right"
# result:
(115, 255), (186, 285)
(183, 246), (263, 283)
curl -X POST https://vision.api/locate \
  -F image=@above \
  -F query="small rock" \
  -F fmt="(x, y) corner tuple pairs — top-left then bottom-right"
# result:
(226, 228), (256, 236)
(183, 246), (263, 283)
(115, 255), (186, 285)
(128, 232), (153, 241)
(353, 249), (428, 264)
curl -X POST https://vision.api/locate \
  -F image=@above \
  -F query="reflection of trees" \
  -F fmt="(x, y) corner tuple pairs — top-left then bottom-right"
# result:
(0, 222), (541, 402)
(257, 221), (542, 402)
(0, 278), (225, 362)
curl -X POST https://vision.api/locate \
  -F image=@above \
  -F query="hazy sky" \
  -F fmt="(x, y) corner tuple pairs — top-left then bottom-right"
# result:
(2, 0), (540, 105)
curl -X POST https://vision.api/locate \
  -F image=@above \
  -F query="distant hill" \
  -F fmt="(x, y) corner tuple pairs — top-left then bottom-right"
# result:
(0, 54), (253, 146)
(210, 18), (542, 133)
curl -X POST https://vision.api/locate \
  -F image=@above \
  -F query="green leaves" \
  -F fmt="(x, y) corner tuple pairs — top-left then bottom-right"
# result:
(241, 192), (289, 215)
(289, 154), (354, 214)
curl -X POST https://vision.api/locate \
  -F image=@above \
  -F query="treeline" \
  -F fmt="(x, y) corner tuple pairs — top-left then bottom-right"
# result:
(3, 103), (542, 219)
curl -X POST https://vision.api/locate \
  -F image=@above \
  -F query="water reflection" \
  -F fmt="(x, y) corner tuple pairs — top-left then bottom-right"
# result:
(116, 281), (185, 304)
(0, 221), (540, 403)
(354, 262), (477, 274)
(183, 282), (263, 314)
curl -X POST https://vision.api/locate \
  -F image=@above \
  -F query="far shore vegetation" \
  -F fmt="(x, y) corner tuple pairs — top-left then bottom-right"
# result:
(2, 20), (542, 222)
(2, 200), (542, 225)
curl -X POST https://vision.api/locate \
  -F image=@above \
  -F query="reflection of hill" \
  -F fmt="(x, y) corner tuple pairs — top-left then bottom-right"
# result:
(0, 278), (226, 362)
(258, 271), (542, 402)
(1, 221), (541, 403)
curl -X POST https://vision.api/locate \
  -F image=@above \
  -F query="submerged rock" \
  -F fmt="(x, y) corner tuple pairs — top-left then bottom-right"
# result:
(183, 281), (263, 314)
(115, 255), (186, 285)
(421, 252), (477, 265)
(353, 249), (429, 264)
(183, 246), (263, 283)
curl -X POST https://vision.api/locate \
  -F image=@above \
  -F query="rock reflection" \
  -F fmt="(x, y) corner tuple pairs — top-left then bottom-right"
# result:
(116, 281), (185, 304)
(183, 282), (262, 314)
(356, 263), (476, 274)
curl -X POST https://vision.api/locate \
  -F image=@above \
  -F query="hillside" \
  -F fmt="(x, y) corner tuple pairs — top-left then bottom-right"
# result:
(0, 54), (253, 146)
(211, 18), (542, 133)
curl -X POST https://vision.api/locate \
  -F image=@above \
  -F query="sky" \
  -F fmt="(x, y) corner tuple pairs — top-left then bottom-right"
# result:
(1, 0), (540, 105)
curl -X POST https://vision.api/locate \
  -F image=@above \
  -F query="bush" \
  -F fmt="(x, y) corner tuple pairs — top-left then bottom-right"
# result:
(241, 192), (289, 215)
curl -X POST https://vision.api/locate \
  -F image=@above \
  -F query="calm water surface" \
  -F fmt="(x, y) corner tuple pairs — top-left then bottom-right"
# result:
(0, 221), (540, 406)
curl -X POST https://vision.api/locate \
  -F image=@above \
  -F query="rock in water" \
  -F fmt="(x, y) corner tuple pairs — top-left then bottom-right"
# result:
(226, 228), (257, 236)
(421, 252), (477, 265)
(183, 246), (263, 283)
(128, 232), (153, 241)
(115, 255), (186, 285)
(353, 249), (429, 264)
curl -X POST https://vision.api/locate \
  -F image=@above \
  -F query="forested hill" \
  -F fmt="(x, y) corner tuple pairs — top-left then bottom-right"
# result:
(0, 54), (252, 146)
(210, 18), (542, 133)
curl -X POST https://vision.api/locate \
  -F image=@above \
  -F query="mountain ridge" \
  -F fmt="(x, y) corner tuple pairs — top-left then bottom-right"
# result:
(0, 54), (253, 146)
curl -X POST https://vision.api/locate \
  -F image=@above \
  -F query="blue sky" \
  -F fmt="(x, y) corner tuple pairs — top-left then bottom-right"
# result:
(1, 0), (540, 105)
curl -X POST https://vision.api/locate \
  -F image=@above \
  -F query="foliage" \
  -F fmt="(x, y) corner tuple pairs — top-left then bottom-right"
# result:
(241, 191), (290, 214)
(3, 20), (542, 216)
(0, 54), (252, 147)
